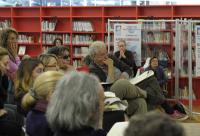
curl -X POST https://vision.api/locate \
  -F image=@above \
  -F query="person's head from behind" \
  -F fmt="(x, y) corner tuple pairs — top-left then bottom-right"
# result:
(53, 38), (63, 46)
(89, 41), (108, 66)
(46, 72), (105, 131)
(0, 28), (18, 59)
(124, 112), (185, 136)
(47, 46), (70, 69)
(0, 47), (9, 74)
(15, 58), (44, 95)
(150, 56), (159, 70)
(39, 54), (59, 72)
(117, 39), (126, 52)
(21, 71), (64, 110)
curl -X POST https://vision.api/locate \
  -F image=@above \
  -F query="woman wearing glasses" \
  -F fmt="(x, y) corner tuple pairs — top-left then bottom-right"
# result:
(47, 46), (75, 72)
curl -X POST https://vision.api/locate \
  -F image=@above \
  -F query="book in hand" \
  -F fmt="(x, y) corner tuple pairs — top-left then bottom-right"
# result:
(129, 70), (154, 85)
(18, 46), (26, 56)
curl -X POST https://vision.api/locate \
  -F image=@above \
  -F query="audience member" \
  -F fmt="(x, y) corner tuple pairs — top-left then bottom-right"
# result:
(46, 72), (106, 136)
(147, 57), (188, 120)
(124, 112), (186, 136)
(88, 41), (148, 116)
(147, 56), (167, 89)
(39, 54), (59, 71)
(0, 28), (20, 80)
(53, 38), (63, 46)
(22, 71), (64, 136)
(114, 39), (137, 76)
(0, 47), (9, 117)
(15, 58), (44, 116)
(0, 47), (22, 136)
(47, 46), (74, 72)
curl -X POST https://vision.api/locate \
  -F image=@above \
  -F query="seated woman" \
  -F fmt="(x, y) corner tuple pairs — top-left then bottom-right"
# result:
(114, 39), (137, 76)
(46, 72), (106, 136)
(147, 57), (167, 90)
(146, 57), (188, 120)
(47, 46), (75, 72)
(22, 71), (64, 136)
(0, 47), (22, 136)
(39, 54), (59, 71)
(15, 58), (44, 116)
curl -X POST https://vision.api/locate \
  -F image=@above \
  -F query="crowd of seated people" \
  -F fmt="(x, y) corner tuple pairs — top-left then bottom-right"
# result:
(0, 27), (188, 136)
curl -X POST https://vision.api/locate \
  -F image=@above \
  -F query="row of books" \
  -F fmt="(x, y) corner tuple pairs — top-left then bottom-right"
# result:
(142, 46), (169, 61)
(141, 21), (170, 30)
(42, 34), (70, 44)
(72, 35), (93, 44)
(0, 20), (11, 30)
(42, 20), (57, 31)
(73, 21), (93, 32)
(18, 34), (35, 43)
(73, 60), (83, 68)
(73, 47), (89, 57)
(142, 31), (170, 44)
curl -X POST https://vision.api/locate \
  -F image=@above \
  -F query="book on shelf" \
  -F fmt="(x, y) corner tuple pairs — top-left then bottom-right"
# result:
(74, 47), (89, 57)
(0, 20), (11, 30)
(73, 60), (82, 68)
(142, 21), (167, 30)
(18, 34), (34, 43)
(18, 46), (26, 56)
(72, 35), (93, 44)
(73, 21), (93, 32)
(42, 33), (70, 44)
(42, 19), (57, 32)
(142, 31), (170, 44)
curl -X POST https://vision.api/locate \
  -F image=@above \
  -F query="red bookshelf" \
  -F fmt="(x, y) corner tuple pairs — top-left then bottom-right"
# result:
(0, 5), (200, 99)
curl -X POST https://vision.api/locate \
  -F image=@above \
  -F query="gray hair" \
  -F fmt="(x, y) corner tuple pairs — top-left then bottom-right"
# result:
(46, 72), (102, 131)
(124, 112), (185, 136)
(89, 41), (106, 58)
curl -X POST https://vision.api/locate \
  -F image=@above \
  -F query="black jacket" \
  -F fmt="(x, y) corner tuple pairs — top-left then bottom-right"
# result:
(114, 50), (137, 76)
(89, 54), (132, 82)
(0, 72), (9, 109)
(54, 127), (106, 136)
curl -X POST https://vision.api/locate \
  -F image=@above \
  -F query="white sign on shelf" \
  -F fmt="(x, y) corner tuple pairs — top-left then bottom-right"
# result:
(195, 25), (200, 76)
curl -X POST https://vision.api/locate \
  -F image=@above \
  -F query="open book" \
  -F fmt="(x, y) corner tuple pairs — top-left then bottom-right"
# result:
(130, 70), (154, 85)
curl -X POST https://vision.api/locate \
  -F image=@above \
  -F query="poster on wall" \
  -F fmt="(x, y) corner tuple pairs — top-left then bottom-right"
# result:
(114, 23), (142, 66)
(195, 25), (200, 76)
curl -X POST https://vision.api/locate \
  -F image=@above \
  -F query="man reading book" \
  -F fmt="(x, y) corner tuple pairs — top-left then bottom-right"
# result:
(88, 41), (148, 117)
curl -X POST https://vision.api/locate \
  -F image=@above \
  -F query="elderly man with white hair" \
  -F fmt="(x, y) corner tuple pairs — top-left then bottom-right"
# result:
(88, 41), (148, 117)
(46, 72), (106, 136)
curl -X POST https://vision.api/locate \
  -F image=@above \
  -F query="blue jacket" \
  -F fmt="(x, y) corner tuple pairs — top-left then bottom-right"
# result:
(26, 100), (53, 136)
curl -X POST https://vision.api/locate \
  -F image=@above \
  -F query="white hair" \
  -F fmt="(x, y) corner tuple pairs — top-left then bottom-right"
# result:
(46, 72), (102, 131)
(89, 41), (106, 58)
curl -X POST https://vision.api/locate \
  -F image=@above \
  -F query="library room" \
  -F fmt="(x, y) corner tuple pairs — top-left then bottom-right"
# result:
(0, 0), (199, 136)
